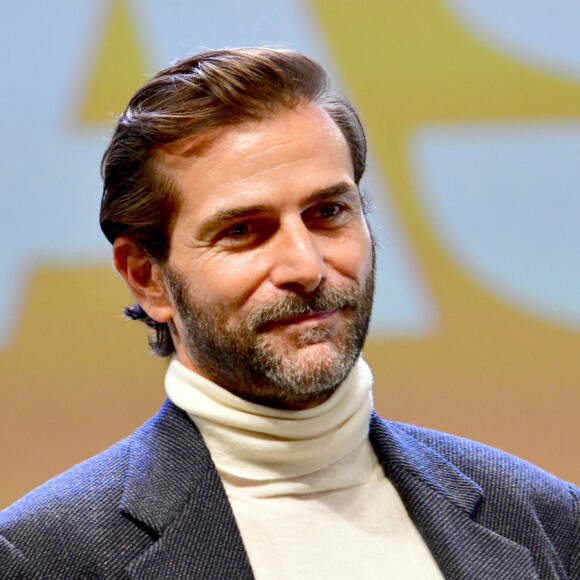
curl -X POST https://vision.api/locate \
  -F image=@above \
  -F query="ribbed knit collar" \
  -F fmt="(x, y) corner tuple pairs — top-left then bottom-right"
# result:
(165, 357), (374, 481)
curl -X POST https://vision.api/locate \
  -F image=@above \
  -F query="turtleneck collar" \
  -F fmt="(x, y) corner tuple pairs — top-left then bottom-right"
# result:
(165, 357), (374, 481)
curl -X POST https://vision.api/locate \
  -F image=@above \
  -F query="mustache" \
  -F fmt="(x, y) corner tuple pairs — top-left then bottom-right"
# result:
(249, 285), (361, 329)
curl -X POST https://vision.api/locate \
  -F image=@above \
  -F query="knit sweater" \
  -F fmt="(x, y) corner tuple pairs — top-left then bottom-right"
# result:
(166, 358), (444, 579)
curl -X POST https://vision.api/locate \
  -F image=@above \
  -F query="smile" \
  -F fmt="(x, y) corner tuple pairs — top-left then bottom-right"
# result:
(259, 309), (338, 331)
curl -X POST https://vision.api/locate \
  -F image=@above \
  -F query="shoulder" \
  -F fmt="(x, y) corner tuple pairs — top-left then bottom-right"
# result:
(0, 434), (141, 577)
(371, 413), (580, 571)
(0, 400), (189, 532)
(384, 416), (576, 498)
(0, 400), (208, 578)
(0, 400), (185, 577)
(0, 434), (131, 527)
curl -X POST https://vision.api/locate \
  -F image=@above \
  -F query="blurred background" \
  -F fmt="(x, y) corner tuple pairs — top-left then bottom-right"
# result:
(1, 0), (579, 508)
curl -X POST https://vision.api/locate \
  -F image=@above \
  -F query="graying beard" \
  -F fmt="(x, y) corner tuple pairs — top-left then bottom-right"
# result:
(164, 264), (373, 406)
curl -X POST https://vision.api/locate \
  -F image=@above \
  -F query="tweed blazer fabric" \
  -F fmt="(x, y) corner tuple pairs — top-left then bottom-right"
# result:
(0, 400), (578, 579)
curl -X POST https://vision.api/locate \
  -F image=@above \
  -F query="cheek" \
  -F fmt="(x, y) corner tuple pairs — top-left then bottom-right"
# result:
(191, 252), (271, 308)
(328, 229), (374, 283)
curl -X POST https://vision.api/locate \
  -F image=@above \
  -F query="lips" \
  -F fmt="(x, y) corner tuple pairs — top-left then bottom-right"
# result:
(258, 309), (337, 332)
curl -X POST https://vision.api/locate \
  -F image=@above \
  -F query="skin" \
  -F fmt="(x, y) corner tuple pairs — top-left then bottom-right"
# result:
(114, 102), (374, 408)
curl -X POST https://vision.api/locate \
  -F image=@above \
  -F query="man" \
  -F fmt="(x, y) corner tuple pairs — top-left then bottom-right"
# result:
(0, 48), (578, 579)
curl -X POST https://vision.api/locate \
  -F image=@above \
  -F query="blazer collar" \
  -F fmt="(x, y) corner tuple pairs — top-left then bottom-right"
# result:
(369, 412), (540, 580)
(120, 400), (254, 579)
(116, 400), (542, 579)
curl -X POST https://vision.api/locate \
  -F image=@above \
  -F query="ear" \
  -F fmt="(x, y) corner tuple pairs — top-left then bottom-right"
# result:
(112, 237), (174, 323)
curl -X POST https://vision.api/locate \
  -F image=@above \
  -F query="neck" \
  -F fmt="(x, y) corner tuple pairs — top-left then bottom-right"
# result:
(165, 356), (374, 480)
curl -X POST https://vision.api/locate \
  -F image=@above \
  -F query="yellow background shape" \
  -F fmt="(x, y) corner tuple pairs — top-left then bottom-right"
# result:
(78, 0), (151, 123)
(310, 0), (580, 480)
(1, 0), (164, 509)
(1, 0), (579, 509)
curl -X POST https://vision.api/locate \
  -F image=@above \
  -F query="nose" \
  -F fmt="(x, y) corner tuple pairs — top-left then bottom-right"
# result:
(270, 219), (326, 293)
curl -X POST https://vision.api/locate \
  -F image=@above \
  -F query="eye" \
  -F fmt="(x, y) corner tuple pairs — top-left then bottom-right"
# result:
(215, 218), (275, 249)
(317, 203), (342, 218)
(224, 222), (251, 238)
(304, 202), (348, 226)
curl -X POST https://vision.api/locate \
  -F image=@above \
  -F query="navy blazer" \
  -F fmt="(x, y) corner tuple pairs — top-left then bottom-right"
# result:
(0, 400), (578, 579)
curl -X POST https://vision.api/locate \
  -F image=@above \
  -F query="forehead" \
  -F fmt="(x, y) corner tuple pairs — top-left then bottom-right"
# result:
(155, 103), (355, 220)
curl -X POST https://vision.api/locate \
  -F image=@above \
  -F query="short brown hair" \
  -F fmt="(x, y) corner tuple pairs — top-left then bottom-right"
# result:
(100, 47), (368, 356)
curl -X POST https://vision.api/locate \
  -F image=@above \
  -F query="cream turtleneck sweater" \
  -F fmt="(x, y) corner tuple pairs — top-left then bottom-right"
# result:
(166, 358), (443, 579)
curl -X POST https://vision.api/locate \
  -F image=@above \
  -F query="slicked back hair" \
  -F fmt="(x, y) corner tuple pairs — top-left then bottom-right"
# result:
(100, 47), (368, 357)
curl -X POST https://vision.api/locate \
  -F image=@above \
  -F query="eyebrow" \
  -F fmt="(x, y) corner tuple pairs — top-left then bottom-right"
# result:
(303, 182), (360, 206)
(196, 181), (359, 240)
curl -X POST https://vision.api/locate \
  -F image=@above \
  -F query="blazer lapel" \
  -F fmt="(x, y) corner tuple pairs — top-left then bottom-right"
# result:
(369, 413), (540, 580)
(119, 400), (254, 579)
(112, 400), (546, 578)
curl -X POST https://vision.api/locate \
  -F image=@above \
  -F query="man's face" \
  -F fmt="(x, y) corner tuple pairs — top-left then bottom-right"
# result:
(157, 103), (375, 409)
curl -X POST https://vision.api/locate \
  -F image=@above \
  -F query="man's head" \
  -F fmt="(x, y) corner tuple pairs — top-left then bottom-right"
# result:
(101, 47), (375, 408)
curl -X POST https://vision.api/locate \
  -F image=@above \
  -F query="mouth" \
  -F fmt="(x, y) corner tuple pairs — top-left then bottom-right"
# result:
(258, 309), (337, 332)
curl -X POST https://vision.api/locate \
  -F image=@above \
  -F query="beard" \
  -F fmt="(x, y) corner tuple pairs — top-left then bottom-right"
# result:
(163, 259), (375, 409)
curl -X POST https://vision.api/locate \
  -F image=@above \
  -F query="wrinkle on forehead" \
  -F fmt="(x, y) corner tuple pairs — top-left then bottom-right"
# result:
(155, 103), (345, 171)
(154, 110), (278, 170)
(243, 137), (303, 159)
(154, 104), (351, 192)
(236, 156), (310, 183)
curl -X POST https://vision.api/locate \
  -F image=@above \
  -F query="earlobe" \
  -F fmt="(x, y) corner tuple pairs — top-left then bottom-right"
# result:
(112, 237), (174, 323)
